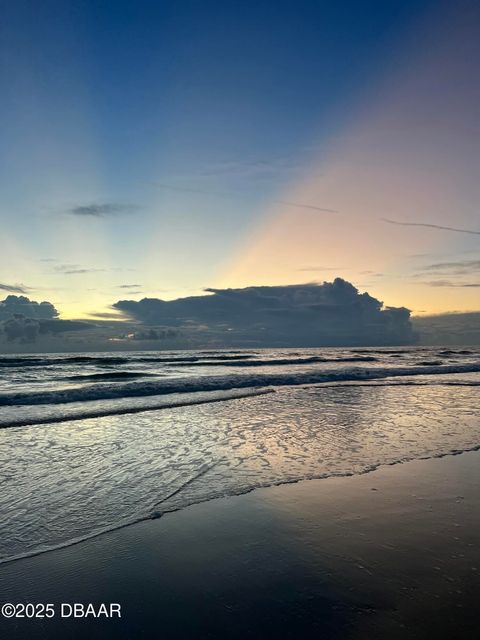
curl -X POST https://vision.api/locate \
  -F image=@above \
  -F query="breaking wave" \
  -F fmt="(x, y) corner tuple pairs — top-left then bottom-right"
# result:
(2, 362), (480, 408)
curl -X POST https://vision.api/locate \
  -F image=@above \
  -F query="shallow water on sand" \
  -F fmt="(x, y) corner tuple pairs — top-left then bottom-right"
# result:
(0, 346), (479, 562)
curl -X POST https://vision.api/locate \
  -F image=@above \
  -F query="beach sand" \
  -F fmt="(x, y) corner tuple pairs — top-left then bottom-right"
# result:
(0, 450), (479, 639)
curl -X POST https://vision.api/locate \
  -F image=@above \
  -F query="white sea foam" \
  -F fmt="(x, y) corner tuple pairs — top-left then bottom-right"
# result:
(0, 347), (479, 564)
(1, 361), (480, 409)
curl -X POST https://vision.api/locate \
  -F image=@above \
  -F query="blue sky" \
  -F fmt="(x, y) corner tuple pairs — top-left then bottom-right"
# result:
(1, 0), (479, 318)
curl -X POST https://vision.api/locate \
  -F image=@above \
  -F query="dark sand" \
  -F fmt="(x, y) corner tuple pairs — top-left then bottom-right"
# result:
(0, 451), (479, 640)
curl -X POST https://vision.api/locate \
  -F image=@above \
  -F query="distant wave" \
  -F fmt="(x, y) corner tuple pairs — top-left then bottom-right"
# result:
(303, 379), (480, 389)
(0, 353), (257, 368)
(1, 362), (480, 407)
(0, 356), (131, 368)
(350, 349), (412, 355)
(140, 354), (257, 363)
(1, 348), (477, 369)
(437, 349), (474, 356)
(350, 348), (476, 356)
(64, 371), (158, 382)
(168, 355), (379, 367)
(197, 350), (257, 355)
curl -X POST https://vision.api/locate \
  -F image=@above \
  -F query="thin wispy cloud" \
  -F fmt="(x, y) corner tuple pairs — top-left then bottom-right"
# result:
(297, 266), (340, 272)
(412, 259), (480, 280)
(87, 311), (129, 319)
(422, 260), (480, 272)
(276, 201), (338, 213)
(424, 280), (480, 288)
(63, 269), (106, 275)
(382, 218), (480, 236)
(150, 182), (338, 213)
(195, 156), (306, 181)
(150, 182), (232, 196)
(116, 284), (142, 289)
(0, 282), (30, 294)
(67, 203), (139, 217)
(53, 264), (106, 275)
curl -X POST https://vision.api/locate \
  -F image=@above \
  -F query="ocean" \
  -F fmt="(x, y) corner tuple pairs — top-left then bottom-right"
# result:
(1, 346), (479, 564)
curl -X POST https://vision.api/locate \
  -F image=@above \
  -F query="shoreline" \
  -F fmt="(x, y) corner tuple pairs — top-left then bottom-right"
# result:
(1, 450), (479, 639)
(0, 443), (479, 568)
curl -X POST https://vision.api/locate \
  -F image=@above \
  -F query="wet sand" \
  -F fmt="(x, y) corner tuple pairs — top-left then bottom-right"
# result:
(0, 450), (479, 639)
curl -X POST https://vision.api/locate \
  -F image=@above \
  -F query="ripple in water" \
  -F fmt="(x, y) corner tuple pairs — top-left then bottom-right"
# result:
(0, 378), (479, 562)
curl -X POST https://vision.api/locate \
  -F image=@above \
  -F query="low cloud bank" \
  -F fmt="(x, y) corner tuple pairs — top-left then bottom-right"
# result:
(114, 278), (415, 347)
(412, 312), (480, 345)
(0, 296), (92, 343)
(1, 282), (422, 350)
(128, 328), (181, 341)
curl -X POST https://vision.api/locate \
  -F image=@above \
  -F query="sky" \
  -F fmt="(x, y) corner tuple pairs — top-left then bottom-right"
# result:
(0, 0), (479, 332)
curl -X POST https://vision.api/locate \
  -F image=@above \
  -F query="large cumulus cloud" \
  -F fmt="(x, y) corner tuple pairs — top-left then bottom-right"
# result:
(0, 295), (58, 320)
(0, 296), (92, 343)
(113, 278), (415, 347)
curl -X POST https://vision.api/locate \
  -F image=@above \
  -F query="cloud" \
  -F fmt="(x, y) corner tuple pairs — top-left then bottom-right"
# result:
(194, 156), (305, 181)
(423, 280), (480, 288)
(0, 315), (92, 343)
(1, 315), (40, 343)
(113, 278), (414, 347)
(421, 259), (480, 273)
(116, 284), (142, 289)
(0, 296), (96, 343)
(382, 218), (480, 236)
(413, 312), (480, 345)
(66, 203), (139, 217)
(51, 265), (138, 276)
(412, 258), (480, 284)
(150, 182), (338, 213)
(0, 295), (58, 321)
(297, 266), (340, 272)
(38, 319), (94, 334)
(53, 264), (106, 275)
(276, 201), (338, 213)
(62, 269), (105, 275)
(87, 311), (129, 319)
(124, 328), (181, 341)
(0, 282), (30, 294)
